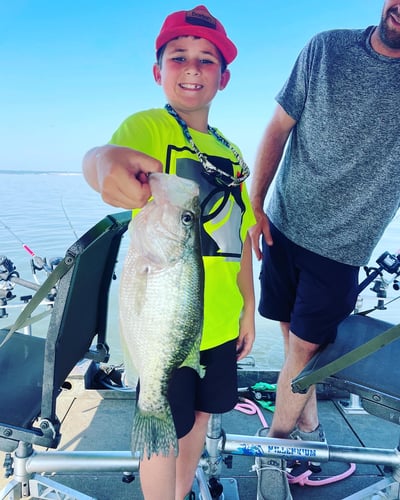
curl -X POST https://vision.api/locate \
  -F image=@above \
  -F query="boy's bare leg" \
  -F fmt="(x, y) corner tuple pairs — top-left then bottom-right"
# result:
(140, 451), (176, 500)
(139, 411), (209, 500)
(176, 411), (210, 499)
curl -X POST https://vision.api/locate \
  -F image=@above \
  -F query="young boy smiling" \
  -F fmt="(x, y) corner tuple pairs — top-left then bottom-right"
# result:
(82, 6), (255, 499)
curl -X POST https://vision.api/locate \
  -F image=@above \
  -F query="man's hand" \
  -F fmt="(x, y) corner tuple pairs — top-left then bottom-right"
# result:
(249, 210), (273, 261)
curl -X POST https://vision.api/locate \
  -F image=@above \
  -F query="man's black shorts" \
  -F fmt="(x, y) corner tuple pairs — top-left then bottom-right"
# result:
(259, 223), (359, 345)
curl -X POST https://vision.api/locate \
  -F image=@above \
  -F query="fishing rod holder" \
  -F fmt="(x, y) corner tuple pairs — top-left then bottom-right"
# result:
(0, 253), (57, 320)
(0, 290), (14, 301)
(377, 251), (400, 274)
(0, 298), (8, 319)
(0, 256), (16, 277)
(354, 250), (400, 316)
(358, 251), (400, 294)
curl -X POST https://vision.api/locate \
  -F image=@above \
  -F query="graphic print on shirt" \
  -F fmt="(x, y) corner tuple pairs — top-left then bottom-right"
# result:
(165, 146), (245, 260)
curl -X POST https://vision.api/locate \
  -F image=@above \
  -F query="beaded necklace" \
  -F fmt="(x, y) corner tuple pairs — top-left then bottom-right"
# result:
(165, 104), (250, 187)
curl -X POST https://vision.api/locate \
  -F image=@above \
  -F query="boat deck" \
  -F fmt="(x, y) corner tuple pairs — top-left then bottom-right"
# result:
(1, 367), (399, 500)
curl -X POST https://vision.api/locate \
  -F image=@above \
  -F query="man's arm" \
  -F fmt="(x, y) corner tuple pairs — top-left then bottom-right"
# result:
(249, 104), (296, 259)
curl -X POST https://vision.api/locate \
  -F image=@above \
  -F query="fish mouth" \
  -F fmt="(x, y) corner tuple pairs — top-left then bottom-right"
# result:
(179, 83), (203, 90)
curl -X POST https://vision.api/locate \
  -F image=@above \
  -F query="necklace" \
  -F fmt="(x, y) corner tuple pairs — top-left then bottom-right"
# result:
(165, 104), (250, 187)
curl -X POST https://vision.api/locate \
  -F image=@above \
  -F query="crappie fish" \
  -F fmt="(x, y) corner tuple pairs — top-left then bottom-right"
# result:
(119, 172), (204, 460)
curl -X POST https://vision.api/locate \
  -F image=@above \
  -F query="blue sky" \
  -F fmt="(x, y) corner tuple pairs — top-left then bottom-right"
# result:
(1, 0), (381, 172)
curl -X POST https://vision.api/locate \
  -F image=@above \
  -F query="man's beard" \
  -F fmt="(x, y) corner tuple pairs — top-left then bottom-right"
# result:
(379, 7), (400, 49)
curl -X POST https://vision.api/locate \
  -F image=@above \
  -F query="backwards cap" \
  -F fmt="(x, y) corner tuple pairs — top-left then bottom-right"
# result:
(155, 5), (237, 65)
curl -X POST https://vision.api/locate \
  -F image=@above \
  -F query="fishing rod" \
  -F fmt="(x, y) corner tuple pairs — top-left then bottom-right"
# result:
(0, 219), (36, 257)
(1, 205), (76, 281)
(0, 218), (52, 277)
(60, 196), (79, 240)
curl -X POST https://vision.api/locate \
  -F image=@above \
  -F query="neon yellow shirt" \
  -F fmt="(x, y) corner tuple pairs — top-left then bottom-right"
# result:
(110, 108), (255, 350)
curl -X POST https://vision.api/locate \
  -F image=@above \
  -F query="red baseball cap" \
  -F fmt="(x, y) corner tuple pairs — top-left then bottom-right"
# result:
(155, 5), (237, 65)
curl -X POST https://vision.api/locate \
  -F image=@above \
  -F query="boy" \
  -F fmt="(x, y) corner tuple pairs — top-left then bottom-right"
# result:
(82, 6), (255, 500)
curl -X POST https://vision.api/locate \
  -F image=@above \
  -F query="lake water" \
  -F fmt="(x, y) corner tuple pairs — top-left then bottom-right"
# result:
(1, 171), (399, 370)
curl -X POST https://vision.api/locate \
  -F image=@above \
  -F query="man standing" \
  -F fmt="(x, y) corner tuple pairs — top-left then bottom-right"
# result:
(250, 1), (400, 498)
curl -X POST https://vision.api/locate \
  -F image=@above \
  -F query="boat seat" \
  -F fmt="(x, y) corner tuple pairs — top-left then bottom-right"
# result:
(291, 314), (400, 424)
(0, 211), (131, 453)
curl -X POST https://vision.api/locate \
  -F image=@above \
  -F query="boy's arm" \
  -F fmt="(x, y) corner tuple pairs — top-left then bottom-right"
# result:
(236, 234), (255, 361)
(82, 144), (162, 209)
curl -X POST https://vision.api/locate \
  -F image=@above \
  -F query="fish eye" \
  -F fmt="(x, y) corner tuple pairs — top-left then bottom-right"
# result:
(181, 210), (194, 226)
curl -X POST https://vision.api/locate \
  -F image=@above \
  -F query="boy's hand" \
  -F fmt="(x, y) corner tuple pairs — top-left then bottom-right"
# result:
(236, 311), (255, 361)
(84, 145), (163, 209)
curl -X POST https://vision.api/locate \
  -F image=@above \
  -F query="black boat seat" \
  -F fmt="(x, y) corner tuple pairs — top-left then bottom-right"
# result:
(0, 211), (131, 452)
(0, 330), (45, 429)
(292, 314), (400, 424)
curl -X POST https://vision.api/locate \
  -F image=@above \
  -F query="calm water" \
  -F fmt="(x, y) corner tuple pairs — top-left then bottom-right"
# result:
(1, 171), (399, 370)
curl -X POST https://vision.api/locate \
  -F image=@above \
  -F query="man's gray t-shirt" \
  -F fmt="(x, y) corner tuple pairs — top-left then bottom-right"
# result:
(267, 26), (400, 266)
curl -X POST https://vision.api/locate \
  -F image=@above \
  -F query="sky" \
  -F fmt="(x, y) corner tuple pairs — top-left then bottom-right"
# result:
(1, 0), (382, 172)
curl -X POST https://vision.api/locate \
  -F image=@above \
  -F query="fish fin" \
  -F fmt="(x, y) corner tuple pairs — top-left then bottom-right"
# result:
(119, 335), (138, 388)
(132, 406), (178, 460)
(179, 336), (204, 378)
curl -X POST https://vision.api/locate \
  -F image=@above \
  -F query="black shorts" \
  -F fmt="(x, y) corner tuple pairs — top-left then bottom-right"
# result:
(137, 339), (238, 439)
(259, 223), (359, 345)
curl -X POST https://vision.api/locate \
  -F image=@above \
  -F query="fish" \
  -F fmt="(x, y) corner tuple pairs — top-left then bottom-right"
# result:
(119, 172), (204, 460)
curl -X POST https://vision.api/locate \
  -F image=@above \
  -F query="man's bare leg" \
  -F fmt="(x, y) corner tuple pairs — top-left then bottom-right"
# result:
(280, 321), (290, 357)
(279, 322), (319, 432)
(269, 330), (320, 438)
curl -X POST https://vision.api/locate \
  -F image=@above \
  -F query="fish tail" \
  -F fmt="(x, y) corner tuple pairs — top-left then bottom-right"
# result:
(132, 407), (178, 460)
